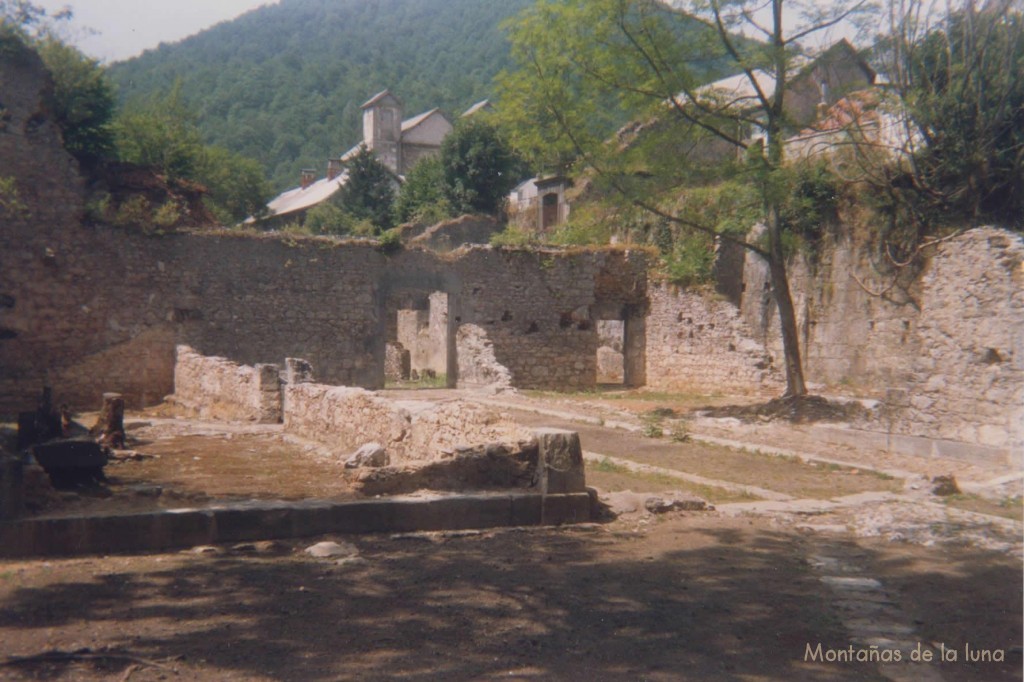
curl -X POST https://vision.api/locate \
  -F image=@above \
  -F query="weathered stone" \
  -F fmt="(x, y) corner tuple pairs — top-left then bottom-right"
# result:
(644, 495), (709, 514)
(384, 343), (411, 382)
(534, 428), (586, 494)
(90, 392), (125, 448)
(349, 442), (538, 496)
(284, 382), (529, 464)
(284, 357), (314, 385)
(305, 540), (359, 558)
(174, 346), (282, 423)
(345, 442), (389, 469)
(32, 439), (108, 486)
(931, 475), (960, 497)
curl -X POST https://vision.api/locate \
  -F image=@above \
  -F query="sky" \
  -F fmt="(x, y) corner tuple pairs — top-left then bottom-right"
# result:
(34, 0), (280, 63)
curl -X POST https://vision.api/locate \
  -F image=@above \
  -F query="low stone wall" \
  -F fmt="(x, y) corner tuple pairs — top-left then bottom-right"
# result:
(645, 282), (784, 394)
(282, 382), (530, 463)
(173, 346), (282, 423)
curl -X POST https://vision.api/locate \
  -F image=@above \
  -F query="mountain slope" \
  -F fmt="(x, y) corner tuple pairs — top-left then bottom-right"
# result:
(108, 0), (533, 190)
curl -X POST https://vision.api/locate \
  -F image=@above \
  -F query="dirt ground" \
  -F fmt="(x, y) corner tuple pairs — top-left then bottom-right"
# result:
(0, 514), (1020, 682)
(2, 389), (1021, 681)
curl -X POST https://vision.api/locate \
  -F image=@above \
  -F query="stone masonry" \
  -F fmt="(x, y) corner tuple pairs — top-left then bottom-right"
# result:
(282, 382), (530, 463)
(1, 44), (1020, 468)
(173, 346), (282, 423)
(645, 282), (784, 394)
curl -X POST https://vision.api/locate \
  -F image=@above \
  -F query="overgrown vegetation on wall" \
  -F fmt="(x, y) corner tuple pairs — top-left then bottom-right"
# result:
(1, 4), (271, 227)
(493, 0), (1022, 397)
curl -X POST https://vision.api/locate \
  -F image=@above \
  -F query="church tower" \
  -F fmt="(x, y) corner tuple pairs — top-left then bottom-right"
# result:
(361, 90), (403, 173)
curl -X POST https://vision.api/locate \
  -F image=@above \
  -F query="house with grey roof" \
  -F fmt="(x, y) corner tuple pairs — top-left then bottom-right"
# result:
(256, 90), (461, 227)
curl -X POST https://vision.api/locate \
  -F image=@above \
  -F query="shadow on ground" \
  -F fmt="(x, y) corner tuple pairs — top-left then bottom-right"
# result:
(0, 518), (1020, 681)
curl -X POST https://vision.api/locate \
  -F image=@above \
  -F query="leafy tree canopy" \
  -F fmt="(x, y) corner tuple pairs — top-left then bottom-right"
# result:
(497, 0), (875, 398)
(332, 145), (395, 232)
(393, 154), (450, 225)
(440, 118), (527, 216)
(879, 0), (1023, 229)
(35, 37), (116, 164)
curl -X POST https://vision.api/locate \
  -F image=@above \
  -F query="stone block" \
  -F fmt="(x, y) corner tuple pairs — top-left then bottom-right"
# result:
(345, 442), (388, 469)
(533, 428), (586, 494)
(284, 357), (315, 385)
(538, 493), (591, 525)
(427, 494), (513, 530)
(212, 502), (293, 542)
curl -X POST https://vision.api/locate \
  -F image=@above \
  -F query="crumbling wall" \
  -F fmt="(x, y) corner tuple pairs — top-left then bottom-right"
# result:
(452, 248), (649, 390)
(740, 226), (1023, 463)
(883, 229), (1023, 456)
(646, 282), (784, 393)
(0, 47), (649, 412)
(741, 227), (923, 388)
(282, 382), (529, 461)
(408, 214), (503, 252)
(172, 346), (282, 423)
(456, 324), (513, 390)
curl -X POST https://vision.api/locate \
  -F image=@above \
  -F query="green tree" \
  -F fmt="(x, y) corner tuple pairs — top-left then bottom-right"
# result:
(877, 0), (1023, 229)
(196, 146), (272, 224)
(394, 154), (451, 224)
(36, 37), (116, 164)
(333, 145), (395, 231)
(114, 84), (204, 179)
(440, 118), (526, 215)
(499, 0), (873, 398)
(115, 85), (271, 224)
(303, 202), (351, 235)
(0, 0), (70, 39)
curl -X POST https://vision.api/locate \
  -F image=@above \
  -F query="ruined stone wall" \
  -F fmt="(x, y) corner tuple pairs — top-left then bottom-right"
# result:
(740, 226), (1023, 462)
(172, 346), (282, 423)
(1, 50), (653, 410)
(740, 227), (924, 389)
(456, 324), (513, 389)
(645, 282), (784, 394)
(283, 382), (529, 462)
(408, 215), (503, 253)
(0, 224), (386, 414)
(451, 248), (649, 390)
(884, 230), (1023, 455)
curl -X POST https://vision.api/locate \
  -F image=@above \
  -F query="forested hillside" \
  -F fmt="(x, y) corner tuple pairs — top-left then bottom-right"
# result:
(108, 0), (533, 191)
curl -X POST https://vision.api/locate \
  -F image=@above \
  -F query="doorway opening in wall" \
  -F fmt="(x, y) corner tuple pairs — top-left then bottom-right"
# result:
(596, 319), (626, 387)
(385, 291), (451, 390)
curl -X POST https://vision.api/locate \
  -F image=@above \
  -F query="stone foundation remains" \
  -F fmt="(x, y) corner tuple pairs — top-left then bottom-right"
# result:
(0, 42), (1020, 469)
(282, 382), (530, 463)
(173, 346), (283, 423)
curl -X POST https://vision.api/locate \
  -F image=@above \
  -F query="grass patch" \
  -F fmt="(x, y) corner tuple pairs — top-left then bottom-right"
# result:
(588, 457), (760, 504)
(943, 493), (1024, 522)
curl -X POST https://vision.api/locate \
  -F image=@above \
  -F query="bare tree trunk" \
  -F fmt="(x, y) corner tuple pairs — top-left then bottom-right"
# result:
(767, 219), (808, 397)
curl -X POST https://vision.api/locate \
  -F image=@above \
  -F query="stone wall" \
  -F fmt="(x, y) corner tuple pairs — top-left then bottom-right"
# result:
(408, 215), (503, 253)
(739, 226), (1023, 463)
(885, 230), (1023, 455)
(646, 282), (784, 394)
(282, 382), (530, 462)
(451, 247), (650, 390)
(455, 324), (513, 390)
(172, 346), (282, 423)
